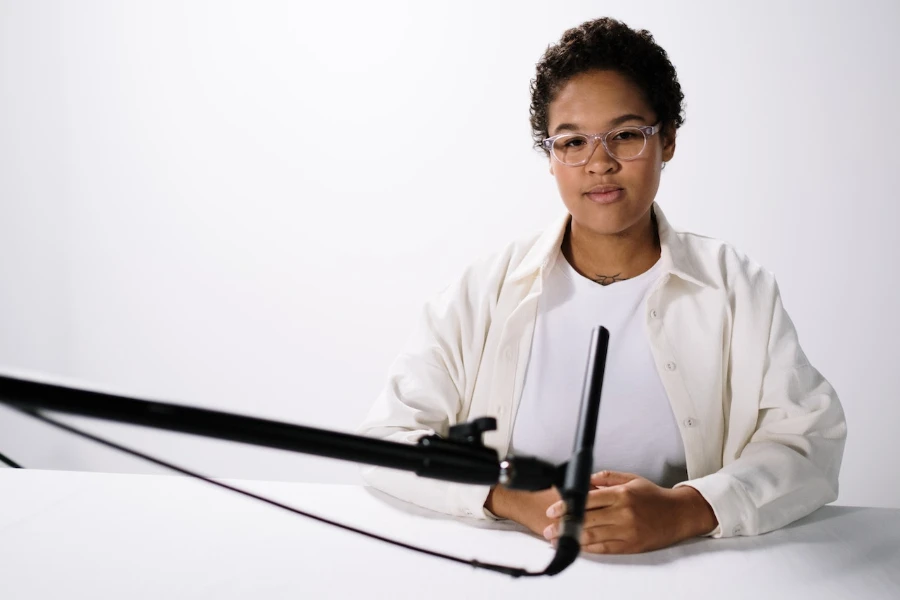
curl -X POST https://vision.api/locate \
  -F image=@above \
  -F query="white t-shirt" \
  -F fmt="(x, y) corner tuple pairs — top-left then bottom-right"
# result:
(510, 250), (688, 488)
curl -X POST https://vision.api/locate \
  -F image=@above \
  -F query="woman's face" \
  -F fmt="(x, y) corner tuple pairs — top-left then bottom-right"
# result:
(546, 69), (676, 236)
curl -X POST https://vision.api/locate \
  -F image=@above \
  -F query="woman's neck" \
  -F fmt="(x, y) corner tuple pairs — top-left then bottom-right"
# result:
(561, 209), (661, 286)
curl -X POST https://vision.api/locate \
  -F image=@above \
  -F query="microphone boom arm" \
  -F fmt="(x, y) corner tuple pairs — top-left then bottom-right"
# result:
(0, 325), (609, 577)
(0, 374), (557, 491)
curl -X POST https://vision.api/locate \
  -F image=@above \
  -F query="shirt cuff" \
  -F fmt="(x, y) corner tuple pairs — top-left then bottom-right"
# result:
(452, 483), (497, 520)
(674, 472), (753, 538)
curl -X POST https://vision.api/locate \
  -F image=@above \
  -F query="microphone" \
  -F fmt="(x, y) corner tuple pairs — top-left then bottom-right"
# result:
(544, 325), (610, 575)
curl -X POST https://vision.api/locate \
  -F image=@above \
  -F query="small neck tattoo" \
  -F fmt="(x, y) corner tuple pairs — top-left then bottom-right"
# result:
(592, 273), (629, 286)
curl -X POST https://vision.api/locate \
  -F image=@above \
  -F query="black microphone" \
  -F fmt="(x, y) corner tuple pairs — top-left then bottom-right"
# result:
(543, 325), (610, 575)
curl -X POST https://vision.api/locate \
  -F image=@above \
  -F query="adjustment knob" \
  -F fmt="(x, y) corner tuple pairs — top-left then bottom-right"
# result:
(448, 417), (497, 445)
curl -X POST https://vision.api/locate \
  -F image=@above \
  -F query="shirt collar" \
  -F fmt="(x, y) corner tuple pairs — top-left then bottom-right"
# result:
(507, 202), (713, 289)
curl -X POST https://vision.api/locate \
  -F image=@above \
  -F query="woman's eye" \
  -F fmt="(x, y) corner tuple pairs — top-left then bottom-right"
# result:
(613, 131), (637, 140)
(564, 138), (587, 148)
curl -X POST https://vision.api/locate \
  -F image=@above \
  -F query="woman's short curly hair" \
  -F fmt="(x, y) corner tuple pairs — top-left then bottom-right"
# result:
(530, 17), (686, 155)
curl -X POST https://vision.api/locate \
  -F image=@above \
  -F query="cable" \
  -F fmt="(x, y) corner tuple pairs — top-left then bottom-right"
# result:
(0, 450), (22, 468)
(17, 408), (549, 578)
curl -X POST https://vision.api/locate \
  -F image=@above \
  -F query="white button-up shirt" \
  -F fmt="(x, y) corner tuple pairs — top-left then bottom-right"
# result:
(358, 203), (847, 538)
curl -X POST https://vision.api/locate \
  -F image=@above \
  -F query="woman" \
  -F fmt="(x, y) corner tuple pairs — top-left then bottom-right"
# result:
(358, 17), (846, 555)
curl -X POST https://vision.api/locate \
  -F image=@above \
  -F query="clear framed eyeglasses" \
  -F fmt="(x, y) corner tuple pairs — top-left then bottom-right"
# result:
(542, 122), (662, 166)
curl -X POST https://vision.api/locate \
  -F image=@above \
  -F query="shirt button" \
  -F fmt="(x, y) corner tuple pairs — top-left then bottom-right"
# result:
(504, 346), (515, 361)
(732, 525), (742, 535)
(683, 417), (696, 428)
(665, 361), (677, 371)
(464, 509), (473, 517)
(650, 309), (659, 319)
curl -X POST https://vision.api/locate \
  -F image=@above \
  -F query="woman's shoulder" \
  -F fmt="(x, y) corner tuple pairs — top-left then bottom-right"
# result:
(441, 228), (545, 296)
(669, 228), (779, 295)
(440, 213), (564, 291)
(418, 230), (545, 325)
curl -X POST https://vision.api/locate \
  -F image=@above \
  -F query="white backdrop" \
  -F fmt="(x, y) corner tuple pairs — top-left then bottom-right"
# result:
(1, 0), (898, 509)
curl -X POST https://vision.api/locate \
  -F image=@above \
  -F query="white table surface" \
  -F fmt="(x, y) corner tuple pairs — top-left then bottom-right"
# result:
(1, 469), (898, 600)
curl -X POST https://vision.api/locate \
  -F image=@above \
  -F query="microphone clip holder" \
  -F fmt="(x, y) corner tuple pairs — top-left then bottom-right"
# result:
(417, 417), (563, 492)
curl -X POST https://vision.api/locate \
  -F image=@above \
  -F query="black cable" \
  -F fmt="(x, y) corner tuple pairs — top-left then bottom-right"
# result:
(17, 408), (549, 578)
(0, 450), (22, 468)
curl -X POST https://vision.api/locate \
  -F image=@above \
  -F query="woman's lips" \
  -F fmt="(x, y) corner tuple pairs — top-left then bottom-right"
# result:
(585, 188), (624, 204)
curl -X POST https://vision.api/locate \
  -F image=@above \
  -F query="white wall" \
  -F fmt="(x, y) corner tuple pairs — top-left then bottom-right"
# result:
(1, 0), (898, 508)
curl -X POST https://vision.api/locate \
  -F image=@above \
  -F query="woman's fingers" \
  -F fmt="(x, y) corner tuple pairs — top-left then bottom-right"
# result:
(582, 539), (631, 554)
(579, 524), (628, 548)
(590, 470), (639, 486)
(546, 486), (620, 518)
(544, 505), (623, 539)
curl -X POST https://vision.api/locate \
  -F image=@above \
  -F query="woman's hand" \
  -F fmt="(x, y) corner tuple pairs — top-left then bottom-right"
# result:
(542, 470), (718, 554)
(484, 485), (561, 538)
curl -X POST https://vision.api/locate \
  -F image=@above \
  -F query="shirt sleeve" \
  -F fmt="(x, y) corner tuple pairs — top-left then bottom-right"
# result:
(675, 278), (847, 538)
(356, 260), (504, 520)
